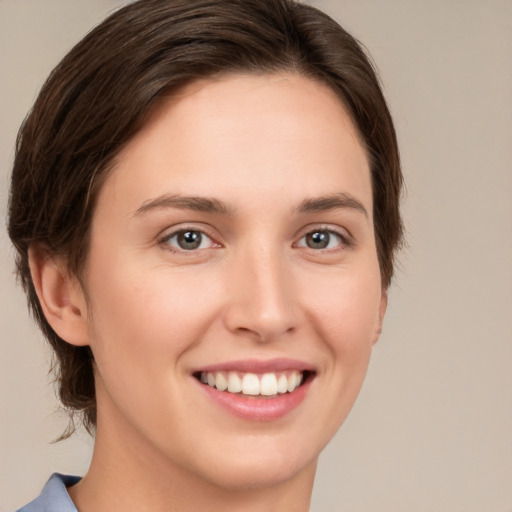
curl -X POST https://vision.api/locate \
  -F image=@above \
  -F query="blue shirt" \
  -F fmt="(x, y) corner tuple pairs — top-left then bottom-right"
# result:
(17, 474), (80, 512)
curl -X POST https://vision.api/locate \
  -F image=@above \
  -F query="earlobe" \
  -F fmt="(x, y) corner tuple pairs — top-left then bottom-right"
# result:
(28, 245), (90, 347)
(373, 289), (388, 345)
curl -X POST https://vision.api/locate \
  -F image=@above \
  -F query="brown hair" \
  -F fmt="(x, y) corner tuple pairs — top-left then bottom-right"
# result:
(8, 0), (403, 436)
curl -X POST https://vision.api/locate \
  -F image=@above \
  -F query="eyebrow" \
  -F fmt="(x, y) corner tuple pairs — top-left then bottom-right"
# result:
(133, 192), (368, 218)
(133, 194), (233, 217)
(297, 193), (369, 218)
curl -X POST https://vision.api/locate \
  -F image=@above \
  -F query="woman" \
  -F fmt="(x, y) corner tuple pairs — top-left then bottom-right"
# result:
(8, 0), (403, 510)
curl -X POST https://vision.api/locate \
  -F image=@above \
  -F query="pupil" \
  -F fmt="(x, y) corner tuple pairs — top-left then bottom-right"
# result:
(178, 231), (201, 250)
(307, 231), (329, 249)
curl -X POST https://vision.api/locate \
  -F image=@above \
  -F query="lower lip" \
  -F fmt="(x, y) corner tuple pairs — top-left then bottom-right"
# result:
(196, 377), (313, 422)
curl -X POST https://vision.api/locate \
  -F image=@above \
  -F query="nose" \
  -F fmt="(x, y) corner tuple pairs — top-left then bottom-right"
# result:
(222, 245), (300, 342)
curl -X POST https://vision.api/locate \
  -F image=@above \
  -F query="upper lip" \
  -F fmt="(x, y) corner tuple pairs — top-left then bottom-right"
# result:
(193, 358), (316, 374)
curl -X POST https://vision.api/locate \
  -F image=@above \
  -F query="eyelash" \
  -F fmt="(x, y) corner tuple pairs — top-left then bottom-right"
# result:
(158, 226), (353, 254)
(159, 227), (219, 254)
(295, 227), (353, 252)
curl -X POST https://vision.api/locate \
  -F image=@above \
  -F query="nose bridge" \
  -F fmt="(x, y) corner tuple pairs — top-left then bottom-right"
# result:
(224, 240), (298, 340)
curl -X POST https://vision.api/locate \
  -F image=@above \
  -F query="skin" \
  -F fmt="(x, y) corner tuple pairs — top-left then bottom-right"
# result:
(31, 72), (386, 512)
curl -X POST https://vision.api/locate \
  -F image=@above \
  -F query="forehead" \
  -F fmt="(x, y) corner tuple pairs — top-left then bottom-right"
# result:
(97, 72), (372, 217)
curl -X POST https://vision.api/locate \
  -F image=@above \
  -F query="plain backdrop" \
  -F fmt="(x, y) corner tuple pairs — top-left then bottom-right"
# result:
(1, 1), (511, 511)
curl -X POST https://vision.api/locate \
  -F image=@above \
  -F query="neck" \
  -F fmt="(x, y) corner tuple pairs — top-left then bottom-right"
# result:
(69, 403), (316, 512)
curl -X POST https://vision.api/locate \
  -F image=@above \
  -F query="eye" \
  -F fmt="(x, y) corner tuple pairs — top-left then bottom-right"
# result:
(296, 229), (345, 250)
(161, 229), (216, 252)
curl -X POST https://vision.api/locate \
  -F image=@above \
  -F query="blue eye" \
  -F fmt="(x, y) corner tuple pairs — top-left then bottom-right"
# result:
(297, 230), (344, 250)
(163, 230), (214, 251)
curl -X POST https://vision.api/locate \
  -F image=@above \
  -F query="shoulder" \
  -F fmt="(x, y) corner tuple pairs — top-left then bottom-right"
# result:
(16, 474), (81, 512)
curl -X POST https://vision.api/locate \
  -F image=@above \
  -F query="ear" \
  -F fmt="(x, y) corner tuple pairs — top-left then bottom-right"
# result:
(28, 245), (90, 346)
(373, 288), (388, 345)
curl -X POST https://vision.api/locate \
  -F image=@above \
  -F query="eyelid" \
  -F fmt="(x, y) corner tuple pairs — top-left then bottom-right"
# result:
(294, 225), (354, 250)
(158, 224), (222, 253)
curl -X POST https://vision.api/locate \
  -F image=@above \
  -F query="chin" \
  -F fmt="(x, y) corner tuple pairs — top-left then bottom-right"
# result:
(198, 452), (317, 492)
(197, 431), (322, 491)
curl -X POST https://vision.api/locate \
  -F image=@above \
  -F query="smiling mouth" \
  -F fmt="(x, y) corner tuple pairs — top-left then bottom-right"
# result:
(194, 370), (313, 398)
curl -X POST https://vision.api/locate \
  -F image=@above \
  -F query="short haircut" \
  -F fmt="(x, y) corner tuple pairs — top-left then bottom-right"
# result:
(8, 0), (403, 435)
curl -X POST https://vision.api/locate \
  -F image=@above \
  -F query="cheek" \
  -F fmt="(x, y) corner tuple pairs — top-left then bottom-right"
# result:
(320, 273), (381, 397)
(84, 254), (224, 364)
(310, 269), (382, 346)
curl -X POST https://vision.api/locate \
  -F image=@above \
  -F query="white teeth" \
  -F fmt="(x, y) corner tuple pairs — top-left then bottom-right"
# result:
(260, 373), (278, 396)
(199, 370), (307, 397)
(277, 374), (288, 394)
(242, 373), (260, 395)
(227, 372), (242, 393)
(287, 371), (300, 392)
(215, 372), (228, 391)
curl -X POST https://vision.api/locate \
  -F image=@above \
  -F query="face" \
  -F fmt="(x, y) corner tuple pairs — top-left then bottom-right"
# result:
(79, 73), (386, 490)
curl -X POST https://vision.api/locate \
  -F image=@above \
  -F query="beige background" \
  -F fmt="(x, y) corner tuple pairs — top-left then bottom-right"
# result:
(1, 1), (511, 511)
